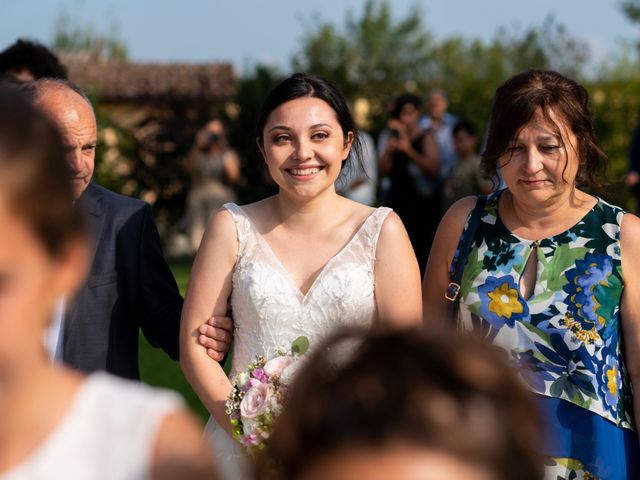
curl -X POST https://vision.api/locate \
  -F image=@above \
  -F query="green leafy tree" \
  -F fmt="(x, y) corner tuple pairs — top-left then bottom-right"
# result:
(293, 1), (588, 136)
(52, 8), (128, 60)
(293, 0), (435, 126)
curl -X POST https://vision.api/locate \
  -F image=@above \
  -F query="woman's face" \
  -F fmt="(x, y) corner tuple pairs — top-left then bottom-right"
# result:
(0, 192), (85, 366)
(499, 109), (580, 206)
(299, 444), (491, 480)
(399, 103), (420, 128)
(260, 97), (353, 199)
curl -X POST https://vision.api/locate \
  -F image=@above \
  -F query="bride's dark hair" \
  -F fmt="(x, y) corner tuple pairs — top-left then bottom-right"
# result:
(255, 73), (362, 171)
(254, 328), (543, 480)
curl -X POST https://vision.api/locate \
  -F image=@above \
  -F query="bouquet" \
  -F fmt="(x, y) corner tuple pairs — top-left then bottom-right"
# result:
(226, 336), (309, 455)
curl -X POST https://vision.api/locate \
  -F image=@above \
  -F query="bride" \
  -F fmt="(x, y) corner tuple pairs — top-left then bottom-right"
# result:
(180, 73), (422, 478)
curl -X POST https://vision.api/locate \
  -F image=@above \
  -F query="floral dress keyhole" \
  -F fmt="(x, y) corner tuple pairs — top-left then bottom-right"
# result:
(519, 240), (539, 301)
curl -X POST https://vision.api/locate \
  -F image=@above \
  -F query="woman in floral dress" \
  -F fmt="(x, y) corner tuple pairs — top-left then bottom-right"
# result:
(423, 70), (640, 479)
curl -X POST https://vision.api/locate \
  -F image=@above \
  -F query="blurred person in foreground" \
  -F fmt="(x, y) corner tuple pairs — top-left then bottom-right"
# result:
(423, 69), (640, 479)
(378, 93), (440, 275)
(255, 328), (543, 480)
(0, 90), (216, 479)
(185, 119), (241, 252)
(25, 78), (231, 379)
(0, 38), (67, 81)
(443, 119), (493, 209)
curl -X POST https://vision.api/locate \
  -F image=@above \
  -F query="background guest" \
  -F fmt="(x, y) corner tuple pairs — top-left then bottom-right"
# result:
(443, 119), (493, 209)
(336, 130), (377, 206)
(625, 115), (640, 214)
(379, 93), (440, 275)
(184, 118), (241, 252)
(420, 88), (458, 180)
(0, 38), (67, 81)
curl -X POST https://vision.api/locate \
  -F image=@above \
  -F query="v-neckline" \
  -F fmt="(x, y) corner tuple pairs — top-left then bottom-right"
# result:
(235, 206), (377, 301)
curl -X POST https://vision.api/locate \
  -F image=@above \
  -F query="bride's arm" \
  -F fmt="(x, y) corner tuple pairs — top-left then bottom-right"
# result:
(374, 212), (423, 328)
(180, 209), (237, 434)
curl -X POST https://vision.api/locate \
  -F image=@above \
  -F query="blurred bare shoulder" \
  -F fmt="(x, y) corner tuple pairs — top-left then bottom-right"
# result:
(151, 411), (220, 480)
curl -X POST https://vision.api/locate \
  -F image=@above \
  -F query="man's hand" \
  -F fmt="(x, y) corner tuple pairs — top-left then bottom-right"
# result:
(198, 315), (233, 362)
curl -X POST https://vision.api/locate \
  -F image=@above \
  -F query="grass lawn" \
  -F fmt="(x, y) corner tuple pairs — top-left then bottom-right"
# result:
(138, 259), (217, 421)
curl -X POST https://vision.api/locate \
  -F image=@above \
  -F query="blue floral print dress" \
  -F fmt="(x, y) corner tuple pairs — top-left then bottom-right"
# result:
(457, 189), (639, 480)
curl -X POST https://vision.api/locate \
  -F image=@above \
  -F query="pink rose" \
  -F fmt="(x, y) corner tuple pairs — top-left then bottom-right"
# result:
(240, 383), (271, 419)
(264, 355), (296, 378)
(251, 368), (269, 383)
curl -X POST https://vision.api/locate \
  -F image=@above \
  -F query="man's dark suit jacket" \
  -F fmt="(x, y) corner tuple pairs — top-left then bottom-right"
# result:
(63, 183), (183, 379)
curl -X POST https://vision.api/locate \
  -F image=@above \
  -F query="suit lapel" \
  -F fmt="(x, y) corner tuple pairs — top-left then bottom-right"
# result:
(63, 183), (106, 361)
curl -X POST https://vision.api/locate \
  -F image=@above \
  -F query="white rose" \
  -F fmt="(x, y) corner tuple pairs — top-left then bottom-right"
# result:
(235, 372), (250, 389)
(264, 355), (296, 378)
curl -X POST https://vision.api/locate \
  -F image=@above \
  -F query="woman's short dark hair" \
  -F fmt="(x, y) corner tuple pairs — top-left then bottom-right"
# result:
(0, 38), (68, 80)
(390, 93), (422, 120)
(0, 87), (84, 257)
(256, 328), (543, 480)
(482, 69), (607, 191)
(453, 118), (477, 137)
(255, 73), (361, 168)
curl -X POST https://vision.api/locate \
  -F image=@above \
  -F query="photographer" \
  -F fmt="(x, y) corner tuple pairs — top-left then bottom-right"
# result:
(378, 93), (439, 275)
(185, 119), (240, 252)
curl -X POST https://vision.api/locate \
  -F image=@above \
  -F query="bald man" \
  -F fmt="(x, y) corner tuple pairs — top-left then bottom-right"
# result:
(30, 79), (231, 379)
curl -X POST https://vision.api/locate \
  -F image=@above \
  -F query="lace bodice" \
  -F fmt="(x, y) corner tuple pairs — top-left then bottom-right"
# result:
(223, 203), (391, 377)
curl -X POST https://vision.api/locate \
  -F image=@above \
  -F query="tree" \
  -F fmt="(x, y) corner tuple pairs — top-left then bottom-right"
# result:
(52, 8), (128, 60)
(292, 2), (589, 136)
(622, 0), (640, 25)
(293, 0), (435, 126)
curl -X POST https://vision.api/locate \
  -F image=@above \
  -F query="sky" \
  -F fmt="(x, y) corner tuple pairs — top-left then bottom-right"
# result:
(2, 0), (639, 73)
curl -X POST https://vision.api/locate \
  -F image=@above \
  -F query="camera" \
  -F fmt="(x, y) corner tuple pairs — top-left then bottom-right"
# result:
(207, 132), (221, 143)
(200, 132), (222, 150)
(389, 128), (400, 139)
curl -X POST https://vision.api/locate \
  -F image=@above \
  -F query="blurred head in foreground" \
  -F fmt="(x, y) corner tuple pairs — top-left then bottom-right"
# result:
(257, 328), (543, 480)
(0, 88), (87, 366)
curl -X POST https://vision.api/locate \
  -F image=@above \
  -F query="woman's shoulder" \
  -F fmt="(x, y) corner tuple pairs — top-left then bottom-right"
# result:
(443, 195), (482, 229)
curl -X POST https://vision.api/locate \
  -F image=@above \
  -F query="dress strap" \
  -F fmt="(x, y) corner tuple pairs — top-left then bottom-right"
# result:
(223, 203), (252, 256)
(363, 207), (393, 263)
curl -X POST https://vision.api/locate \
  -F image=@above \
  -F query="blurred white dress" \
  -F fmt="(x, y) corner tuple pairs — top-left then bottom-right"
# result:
(1, 373), (183, 480)
(204, 203), (391, 480)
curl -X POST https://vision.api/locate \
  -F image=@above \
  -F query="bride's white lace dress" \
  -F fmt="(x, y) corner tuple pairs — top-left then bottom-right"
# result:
(204, 203), (391, 479)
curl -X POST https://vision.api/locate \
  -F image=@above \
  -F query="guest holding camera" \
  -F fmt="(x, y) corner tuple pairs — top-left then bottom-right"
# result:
(185, 119), (240, 252)
(379, 94), (439, 275)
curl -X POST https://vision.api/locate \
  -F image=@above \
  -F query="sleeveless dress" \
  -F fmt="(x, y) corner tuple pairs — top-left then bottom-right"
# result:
(457, 189), (639, 480)
(204, 202), (392, 480)
(1, 373), (183, 480)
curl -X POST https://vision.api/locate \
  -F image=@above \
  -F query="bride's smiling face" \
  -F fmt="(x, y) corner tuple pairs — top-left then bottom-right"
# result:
(259, 97), (353, 199)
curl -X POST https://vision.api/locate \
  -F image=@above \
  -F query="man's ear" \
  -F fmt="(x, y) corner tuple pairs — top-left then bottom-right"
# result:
(342, 131), (355, 160)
